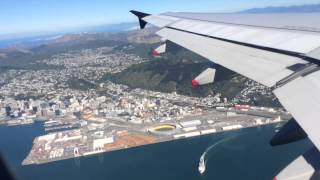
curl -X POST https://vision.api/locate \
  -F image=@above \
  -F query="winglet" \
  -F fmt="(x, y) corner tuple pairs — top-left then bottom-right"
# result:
(130, 10), (150, 29)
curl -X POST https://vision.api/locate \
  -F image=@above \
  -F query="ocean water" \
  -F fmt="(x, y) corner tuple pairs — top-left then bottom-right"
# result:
(0, 123), (312, 180)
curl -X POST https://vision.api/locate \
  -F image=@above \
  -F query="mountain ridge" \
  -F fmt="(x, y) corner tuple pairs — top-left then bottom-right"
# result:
(241, 4), (320, 13)
(2, 3), (320, 49)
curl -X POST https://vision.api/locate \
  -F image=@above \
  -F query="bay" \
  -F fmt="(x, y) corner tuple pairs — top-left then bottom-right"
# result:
(0, 123), (312, 180)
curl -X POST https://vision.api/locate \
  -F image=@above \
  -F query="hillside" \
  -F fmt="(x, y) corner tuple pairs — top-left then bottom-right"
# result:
(0, 28), (159, 70)
(104, 46), (281, 107)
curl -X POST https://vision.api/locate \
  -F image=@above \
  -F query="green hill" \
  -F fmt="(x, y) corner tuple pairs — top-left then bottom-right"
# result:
(103, 45), (281, 107)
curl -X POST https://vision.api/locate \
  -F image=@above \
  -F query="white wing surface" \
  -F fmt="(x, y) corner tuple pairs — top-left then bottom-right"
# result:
(131, 10), (320, 179)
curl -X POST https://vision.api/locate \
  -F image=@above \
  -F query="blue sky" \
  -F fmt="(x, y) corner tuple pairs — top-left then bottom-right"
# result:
(0, 0), (319, 36)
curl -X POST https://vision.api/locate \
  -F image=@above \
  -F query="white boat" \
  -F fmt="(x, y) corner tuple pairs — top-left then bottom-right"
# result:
(198, 156), (206, 174)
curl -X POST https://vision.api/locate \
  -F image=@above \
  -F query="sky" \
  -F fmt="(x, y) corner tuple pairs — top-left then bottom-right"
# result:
(0, 0), (320, 36)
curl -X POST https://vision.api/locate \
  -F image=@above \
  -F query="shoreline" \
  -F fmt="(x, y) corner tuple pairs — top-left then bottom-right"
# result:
(22, 120), (285, 166)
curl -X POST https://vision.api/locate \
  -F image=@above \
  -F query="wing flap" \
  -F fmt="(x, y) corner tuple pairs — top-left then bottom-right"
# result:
(156, 27), (307, 87)
(275, 146), (320, 180)
(274, 70), (320, 149)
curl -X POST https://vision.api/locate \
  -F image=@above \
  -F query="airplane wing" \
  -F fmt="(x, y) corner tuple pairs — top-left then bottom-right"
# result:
(131, 10), (320, 180)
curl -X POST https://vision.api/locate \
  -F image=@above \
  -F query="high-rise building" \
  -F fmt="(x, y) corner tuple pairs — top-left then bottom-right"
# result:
(55, 110), (61, 116)
(24, 102), (30, 109)
(32, 106), (38, 114)
(5, 106), (11, 117)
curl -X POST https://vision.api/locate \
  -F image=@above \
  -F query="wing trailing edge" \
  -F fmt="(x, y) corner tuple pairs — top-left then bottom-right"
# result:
(275, 147), (320, 180)
(270, 118), (308, 146)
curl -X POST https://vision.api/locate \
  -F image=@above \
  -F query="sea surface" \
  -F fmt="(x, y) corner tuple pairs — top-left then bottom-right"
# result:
(0, 122), (313, 180)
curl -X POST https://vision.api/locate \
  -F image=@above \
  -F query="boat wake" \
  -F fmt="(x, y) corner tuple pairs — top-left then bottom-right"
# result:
(198, 135), (237, 175)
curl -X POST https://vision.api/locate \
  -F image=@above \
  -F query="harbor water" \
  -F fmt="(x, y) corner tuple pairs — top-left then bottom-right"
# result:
(0, 122), (312, 180)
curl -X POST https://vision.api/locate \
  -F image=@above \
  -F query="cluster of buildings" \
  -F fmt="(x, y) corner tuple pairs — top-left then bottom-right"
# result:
(0, 79), (226, 127)
(0, 47), (146, 99)
(233, 79), (275, 103)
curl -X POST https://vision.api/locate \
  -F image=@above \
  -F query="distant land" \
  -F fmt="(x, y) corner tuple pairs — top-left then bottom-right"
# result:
(241, 4), (320, 13)
(1, 3), (320, 49)
(0, 34), (63, 48)
(80, 22), (139, 33)
(0, 22), (139, 48)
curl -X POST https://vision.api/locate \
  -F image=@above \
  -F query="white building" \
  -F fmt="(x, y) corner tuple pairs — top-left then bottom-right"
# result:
(222, 124), (243, 131)
(93, 137), (114, 151)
